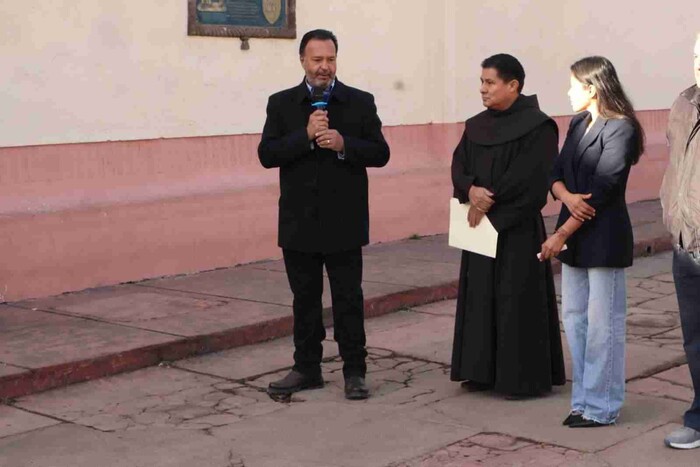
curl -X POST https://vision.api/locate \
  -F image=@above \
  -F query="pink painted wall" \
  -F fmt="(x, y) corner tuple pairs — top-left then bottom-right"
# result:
(0, 110), (669, 301)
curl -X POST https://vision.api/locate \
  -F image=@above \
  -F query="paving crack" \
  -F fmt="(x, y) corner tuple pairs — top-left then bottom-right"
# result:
(4, 303), (186, 338)
(226, 449), (245, 467)
(591, 420), (671, 454)
(133, 283), (293, 309)
(626, 357), (689, 383)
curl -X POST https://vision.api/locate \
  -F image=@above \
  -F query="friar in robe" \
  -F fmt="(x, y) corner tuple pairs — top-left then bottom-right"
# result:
(450, 53), (566, 398)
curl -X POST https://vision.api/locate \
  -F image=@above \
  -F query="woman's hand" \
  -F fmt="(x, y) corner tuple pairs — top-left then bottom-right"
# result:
(468, 186), (494, 213)
(539, 230), (568, 261)
(467, 204), (485, 227)
(562, 192), (595, 222)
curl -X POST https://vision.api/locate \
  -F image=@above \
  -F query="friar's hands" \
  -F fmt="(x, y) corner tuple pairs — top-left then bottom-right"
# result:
(307, 110), (329, 140)
(468, 186), (495, 213)
(467, 204), (486, 228)
(315, 128), (344, 152)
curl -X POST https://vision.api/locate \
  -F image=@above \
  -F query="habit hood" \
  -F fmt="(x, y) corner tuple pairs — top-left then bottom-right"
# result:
(466, 94), (552, 146)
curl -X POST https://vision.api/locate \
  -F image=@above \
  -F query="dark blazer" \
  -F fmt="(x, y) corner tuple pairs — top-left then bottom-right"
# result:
(550, 112), (638, 268)
(258, 79), (390, 253)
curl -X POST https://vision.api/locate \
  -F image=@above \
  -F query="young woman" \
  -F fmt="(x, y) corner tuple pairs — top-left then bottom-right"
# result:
(539, 56), (644, 427)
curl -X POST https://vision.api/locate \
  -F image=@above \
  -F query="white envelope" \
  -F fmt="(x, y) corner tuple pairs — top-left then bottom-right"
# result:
(448, 198), (498, 258)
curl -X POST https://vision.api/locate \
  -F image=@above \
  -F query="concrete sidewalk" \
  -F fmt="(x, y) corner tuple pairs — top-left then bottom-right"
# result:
(0, 199), (671, 399)
(0, 244), (693, 466)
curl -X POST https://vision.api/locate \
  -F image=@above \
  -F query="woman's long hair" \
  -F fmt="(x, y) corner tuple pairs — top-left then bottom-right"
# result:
(571, 56), (645, 164)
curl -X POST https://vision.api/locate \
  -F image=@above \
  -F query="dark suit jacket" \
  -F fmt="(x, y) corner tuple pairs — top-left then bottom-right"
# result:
(258, 79), (390, 253)
(550, 112), (638, 268)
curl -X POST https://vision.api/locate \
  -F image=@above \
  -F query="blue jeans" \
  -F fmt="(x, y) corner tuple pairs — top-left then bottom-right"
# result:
(562, 265), (627, 424)
(673, 247), (700, 431)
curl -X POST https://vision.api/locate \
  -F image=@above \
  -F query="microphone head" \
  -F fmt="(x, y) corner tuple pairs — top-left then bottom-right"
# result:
(311, 86), (329, 110)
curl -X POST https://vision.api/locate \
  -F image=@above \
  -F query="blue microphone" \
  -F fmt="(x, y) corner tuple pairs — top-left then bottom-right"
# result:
(311, 86), (330, 110)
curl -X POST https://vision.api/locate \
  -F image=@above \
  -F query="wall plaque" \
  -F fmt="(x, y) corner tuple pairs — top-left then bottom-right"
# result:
(188, 0), (296, 39)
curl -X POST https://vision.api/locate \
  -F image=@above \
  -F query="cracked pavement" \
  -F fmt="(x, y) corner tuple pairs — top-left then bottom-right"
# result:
(0, 252), (698, 466)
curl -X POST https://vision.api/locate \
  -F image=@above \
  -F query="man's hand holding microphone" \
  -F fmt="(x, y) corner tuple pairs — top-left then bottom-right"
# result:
(308, 86), (344, 152)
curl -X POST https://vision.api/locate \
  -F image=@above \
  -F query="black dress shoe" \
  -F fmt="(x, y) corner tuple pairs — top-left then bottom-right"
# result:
(460, 380), (493, 392)
(569, 418), (613, 428)
(344, 376), (369, 400)
(562, 412), (584, 426)
(267, 370), (324, 395)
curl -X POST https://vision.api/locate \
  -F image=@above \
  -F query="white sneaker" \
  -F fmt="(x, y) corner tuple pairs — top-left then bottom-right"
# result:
(664, 426), (700, 449)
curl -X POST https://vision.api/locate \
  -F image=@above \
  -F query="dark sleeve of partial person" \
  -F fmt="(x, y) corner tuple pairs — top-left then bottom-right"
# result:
(341, 94), (390, 168)
(585, 120), (636, 210)
(258, 96), (312, 169)
(450, 129), (475, 204)
(487, 122), (558, 232)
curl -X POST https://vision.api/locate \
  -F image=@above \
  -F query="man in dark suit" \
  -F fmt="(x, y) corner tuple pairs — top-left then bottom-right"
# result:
(258, 29), (390, 400)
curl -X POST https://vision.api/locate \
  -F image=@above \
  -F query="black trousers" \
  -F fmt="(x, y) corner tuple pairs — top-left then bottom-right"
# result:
(673, 246), (700, 431)
(282, 248), (367, 378)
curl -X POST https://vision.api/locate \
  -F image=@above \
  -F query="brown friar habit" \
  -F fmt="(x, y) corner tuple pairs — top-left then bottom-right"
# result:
(450, 94), (566, 396)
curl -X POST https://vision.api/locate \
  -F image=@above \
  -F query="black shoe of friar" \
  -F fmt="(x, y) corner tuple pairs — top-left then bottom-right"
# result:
(460, 380), (493, 392)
